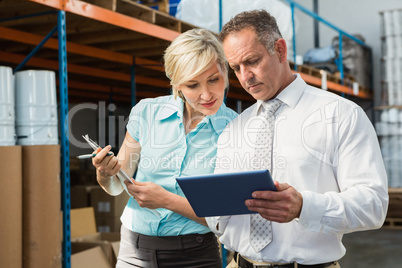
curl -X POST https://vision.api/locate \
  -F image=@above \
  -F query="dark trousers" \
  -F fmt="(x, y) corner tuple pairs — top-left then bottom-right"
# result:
(116, 225), (222, 268)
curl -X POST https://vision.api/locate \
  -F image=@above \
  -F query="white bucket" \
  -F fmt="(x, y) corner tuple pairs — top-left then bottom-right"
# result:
(0, 66), (16, 146)
(15, 70), (58, 145)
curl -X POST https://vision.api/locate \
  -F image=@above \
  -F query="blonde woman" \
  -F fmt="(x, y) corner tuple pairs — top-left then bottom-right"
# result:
(92, 28), (237, 267)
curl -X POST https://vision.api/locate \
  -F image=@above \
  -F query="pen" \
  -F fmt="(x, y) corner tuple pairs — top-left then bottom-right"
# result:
(76, 152), (113, 159)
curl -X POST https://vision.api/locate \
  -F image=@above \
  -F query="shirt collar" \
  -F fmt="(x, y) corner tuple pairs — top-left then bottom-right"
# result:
(155, 95), (229, 135)
(155, 95), (184, 121)
(277, 73), (306, 109)
(190, 103), (231, 135)
(206, 102), (231, 135)
(253, 73), (306, 116)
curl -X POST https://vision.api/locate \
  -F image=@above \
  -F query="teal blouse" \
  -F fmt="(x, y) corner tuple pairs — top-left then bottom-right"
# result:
(121, 95), (237, 236)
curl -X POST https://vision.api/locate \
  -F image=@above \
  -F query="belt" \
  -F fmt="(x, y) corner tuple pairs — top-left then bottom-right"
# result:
(234, 252), (337, 268)
(121, 226), (216, 251)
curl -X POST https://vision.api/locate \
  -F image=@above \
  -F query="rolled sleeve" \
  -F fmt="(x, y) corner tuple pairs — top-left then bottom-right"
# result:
(206, 216), (231, 236)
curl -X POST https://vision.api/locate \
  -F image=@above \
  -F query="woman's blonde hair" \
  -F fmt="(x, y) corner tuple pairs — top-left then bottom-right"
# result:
(163, 28), (228, 99)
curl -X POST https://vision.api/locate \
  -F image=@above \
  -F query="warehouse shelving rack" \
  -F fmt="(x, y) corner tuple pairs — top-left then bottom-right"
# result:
(1, 2), (250, 267)
(0, 1), (376, 267)
(376, 8), (402, 225)
(282, 0), (374, 101)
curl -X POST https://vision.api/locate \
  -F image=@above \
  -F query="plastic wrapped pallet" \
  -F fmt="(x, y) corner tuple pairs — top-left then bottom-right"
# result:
(332, 34), (372, 89)
(380, 8), (402, 106)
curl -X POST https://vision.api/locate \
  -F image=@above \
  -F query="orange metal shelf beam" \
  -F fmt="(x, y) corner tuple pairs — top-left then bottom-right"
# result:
(0, 26), (367, 101)
(295, 71), (373, 100)
(227, 91), (254, 102)
(67, 79), (255, 102)
(1, 50), (254, 101)
(0, 51), (170, 88)
(0, 50), (253, 101)
(67, 80), (164, 99)
(0, 26), (164, 71)
(16, 1), (369, 102)
(135, 58), (164, 72)
(0, 25), (132, 64)
(27, 0), (180, 42)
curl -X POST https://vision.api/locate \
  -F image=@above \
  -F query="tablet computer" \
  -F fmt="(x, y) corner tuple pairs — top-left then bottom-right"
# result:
(176, 169), (276, 217)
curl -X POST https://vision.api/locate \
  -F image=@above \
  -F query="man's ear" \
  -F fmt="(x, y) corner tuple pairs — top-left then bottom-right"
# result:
(275, 39), (288, 63)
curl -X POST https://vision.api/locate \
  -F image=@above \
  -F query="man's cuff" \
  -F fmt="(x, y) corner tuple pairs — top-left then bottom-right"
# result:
(298, 191), (326, 232)
(206, 216), (230, 236)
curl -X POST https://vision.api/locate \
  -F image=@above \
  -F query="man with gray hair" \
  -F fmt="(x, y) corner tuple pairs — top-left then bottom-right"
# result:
(206, 9), (388, 268)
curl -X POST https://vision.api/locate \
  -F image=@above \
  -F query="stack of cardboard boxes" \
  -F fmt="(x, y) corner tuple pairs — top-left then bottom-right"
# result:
(71, 184), (129, 233)
(71, 207), (121, 268)
(90, 187), (129, 233)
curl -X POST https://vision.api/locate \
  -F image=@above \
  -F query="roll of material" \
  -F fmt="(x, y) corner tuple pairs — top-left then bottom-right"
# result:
(22, 145), (62, 268)
(0, 146), (22, 268)
(383, 11), (394, 37)
(15, 70), (58, 145)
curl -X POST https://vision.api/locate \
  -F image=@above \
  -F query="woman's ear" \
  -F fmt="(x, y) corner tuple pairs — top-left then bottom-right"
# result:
(177, 87), (185, 100)
(275, 39), (288, 63)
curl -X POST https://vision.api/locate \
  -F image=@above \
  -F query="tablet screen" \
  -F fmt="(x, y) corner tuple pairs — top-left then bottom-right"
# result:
(176, 169), (275, 217)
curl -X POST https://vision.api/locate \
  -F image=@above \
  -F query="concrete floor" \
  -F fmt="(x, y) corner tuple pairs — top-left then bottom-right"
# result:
(339, 228), (402, 267)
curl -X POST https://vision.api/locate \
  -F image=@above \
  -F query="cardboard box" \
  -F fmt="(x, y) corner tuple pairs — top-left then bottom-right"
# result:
(71, 207), (97, 238)
(96, 215), (122, 233)
(71, 245), (111, 268)
(0, 146), (22, 268)
(90, 186), (129, 217)
(72, 233), (120, 266)
(387, 189), (402, 218)
(80, 169), (97, 185)
(70, 185), (99, 209)
(71, 207), (121, 267)
(22, 145), (62, 268)
(71, 185), (90, 209)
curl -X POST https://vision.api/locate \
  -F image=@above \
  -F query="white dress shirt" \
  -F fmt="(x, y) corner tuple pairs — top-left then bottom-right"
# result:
(206, 74), (388, 264)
